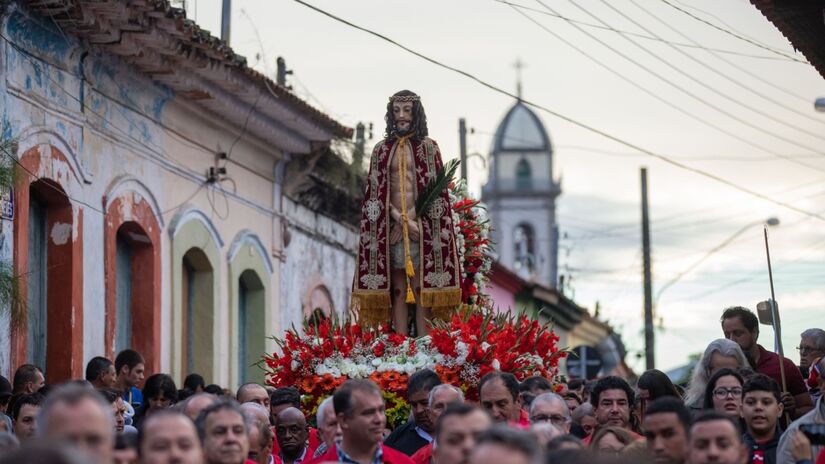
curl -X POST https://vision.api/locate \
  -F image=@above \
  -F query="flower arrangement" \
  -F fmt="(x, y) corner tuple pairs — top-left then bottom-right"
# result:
(450, 180), (493, 306)
(263, 309), (567, 426)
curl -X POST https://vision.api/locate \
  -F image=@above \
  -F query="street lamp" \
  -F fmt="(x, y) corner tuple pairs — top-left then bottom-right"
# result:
(655, 217), (780, 303)
(815, 98), (825, 112)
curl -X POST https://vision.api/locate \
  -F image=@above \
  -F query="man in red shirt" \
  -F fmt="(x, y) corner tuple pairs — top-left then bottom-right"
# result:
(479, 372), (529, 428)
(307, 380), (413, 464)
(721, 306), (813, 420)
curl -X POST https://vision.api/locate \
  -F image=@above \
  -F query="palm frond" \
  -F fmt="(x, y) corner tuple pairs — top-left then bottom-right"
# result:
(415, 159), (460, 217)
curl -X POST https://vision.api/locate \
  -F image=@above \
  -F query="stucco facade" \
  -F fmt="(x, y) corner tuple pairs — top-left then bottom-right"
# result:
(0, 2), (352, 388)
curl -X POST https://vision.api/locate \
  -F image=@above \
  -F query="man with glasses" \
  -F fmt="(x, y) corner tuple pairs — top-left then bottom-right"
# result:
(528, 393), (571, 434)
(797, 329), (825, 378)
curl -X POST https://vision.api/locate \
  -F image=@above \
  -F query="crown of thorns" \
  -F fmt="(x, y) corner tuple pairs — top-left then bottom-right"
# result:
(389, 94), (420, 103)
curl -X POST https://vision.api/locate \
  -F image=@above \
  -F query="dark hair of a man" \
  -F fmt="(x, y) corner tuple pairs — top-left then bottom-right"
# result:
(567, 378), (585, 391)
(720, 306), (759, 333)
(407, 369), (442, 399)
(114, 349), (144, 374)
(434, 403), (481, 441)
(184, 374), (206, 392)
(333, 379), (381, 418)
(11, 393), (43, 421)
(98, 389), (120, 405)
(383, 90), (428, 141)
(476, 425), (541, 462)
(479, 372), (520, 401)
(742, 373), (781, 403)
(195, 399), (247, 442)
(84, 357), (113, 383)
(143, 374), (178, 404)
(690, 410), (743, 440)
(546, 434), (584, 451)
(590, 376), (636, 409)
(115, 432), (138, 451)
(203, 384), (224, 396)
(637, 369), (681, 401)
(519, 376), (552, 393)
(12, 365), (41, 393)
(270, 386), (301, 408)
(643, 397), (690, 431)
(702, 368), (744, 410)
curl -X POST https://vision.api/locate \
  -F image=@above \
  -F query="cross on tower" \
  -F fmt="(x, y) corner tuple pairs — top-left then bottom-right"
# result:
(513, 58), (526, 99)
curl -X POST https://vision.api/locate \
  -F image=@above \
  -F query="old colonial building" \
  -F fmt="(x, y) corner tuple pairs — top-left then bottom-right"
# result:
(0, 0), (355, 387)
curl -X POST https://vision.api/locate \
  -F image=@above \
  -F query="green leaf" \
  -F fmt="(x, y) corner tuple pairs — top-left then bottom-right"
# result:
(415, 159), (460, 217)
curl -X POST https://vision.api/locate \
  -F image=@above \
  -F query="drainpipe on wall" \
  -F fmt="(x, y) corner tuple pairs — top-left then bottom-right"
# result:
(272, 153), (291, 262)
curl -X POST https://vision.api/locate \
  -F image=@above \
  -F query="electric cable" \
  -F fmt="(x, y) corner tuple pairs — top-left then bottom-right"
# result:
(510, 4), (825, 174)
(493, 0), (801, 62)
(551, 0), (825, 162)
(659, 0), (808, 63)
(629, 0), (820, 116)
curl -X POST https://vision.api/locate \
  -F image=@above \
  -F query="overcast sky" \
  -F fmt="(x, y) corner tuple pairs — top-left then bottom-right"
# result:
(193, 0), (825, 373)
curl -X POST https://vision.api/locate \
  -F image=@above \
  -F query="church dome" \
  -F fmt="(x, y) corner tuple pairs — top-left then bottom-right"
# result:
(492, 101), (552, 153)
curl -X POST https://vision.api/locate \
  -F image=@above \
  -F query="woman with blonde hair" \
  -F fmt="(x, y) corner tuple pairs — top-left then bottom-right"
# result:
(684, 338), (750, 410)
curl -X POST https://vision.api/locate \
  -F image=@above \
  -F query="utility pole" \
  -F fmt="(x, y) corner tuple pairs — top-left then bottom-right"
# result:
(220, 0), (231, 44)
(641, 167), (654, 370)
(459, 118), (467, 181)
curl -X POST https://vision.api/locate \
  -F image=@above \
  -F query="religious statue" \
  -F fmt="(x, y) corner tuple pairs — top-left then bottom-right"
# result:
(351, 90), (462, 335)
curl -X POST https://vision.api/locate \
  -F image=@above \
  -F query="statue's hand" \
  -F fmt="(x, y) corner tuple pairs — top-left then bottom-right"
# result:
(389, 222), (402, 245)
(408, 219), (420, 242)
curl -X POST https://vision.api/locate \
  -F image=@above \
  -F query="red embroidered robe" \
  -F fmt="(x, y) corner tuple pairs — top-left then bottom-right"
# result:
(351, 136), (461, 326)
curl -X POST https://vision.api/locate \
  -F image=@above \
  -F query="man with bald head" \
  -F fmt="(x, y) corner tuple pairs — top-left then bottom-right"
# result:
(181, 392), (218, 421)
(275, 407), (309, 464)
(238, 384), (271, 412)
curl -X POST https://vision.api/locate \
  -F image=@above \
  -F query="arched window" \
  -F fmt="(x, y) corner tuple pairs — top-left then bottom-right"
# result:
(26, 191), (48, 370)
(513, 223), (535, 275)
(104, 183), (162, 372)
(237, 270), (265, 384)
(228, 231), (273, 387)
(181, 248), (215, 381)
(114, 231), (133, 354)
(13, 142), (85, 381)
(516, 158), (532, 190)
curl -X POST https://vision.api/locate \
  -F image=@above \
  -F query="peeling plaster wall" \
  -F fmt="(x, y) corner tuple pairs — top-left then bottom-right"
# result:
(280, 197), (357, 332)
(0, 6), (291, 384)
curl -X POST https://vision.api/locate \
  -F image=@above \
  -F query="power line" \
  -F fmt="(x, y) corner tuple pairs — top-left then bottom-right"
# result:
(492, 0), (801, 62)
(511, 3), (825, 174)
(629, 0), (821, 116)
(601, 0), (825, 133)
(560, 0), (825, 160)
(659, 0), (808, 63)
(293, 0), (825, 223)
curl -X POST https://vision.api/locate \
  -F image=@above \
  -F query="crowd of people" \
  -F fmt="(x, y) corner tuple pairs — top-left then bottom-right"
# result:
(0, 306), (821, 464)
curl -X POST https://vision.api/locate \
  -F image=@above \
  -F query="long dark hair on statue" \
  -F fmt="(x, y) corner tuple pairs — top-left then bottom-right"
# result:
(384, 90), (428, 141)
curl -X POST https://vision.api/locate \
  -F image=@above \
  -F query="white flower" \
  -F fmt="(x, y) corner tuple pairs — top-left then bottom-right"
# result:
(492, 359), (501, 370)
(291, 360), (301, 371)
(371, 359), (382, 367)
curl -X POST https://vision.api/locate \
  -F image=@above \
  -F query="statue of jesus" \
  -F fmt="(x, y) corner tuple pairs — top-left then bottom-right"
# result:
(351, 90), (461, 335)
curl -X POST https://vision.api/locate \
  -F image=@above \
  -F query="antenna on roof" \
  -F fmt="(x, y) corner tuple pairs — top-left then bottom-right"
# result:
(221, 0), (231, 44)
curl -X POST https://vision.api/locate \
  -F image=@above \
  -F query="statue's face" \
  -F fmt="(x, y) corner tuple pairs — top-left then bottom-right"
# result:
(393, 101), (414, 133)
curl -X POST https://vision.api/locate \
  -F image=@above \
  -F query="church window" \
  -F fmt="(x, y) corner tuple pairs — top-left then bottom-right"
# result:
(516, 158), (532, 190)
(513, 223), (536, 274)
